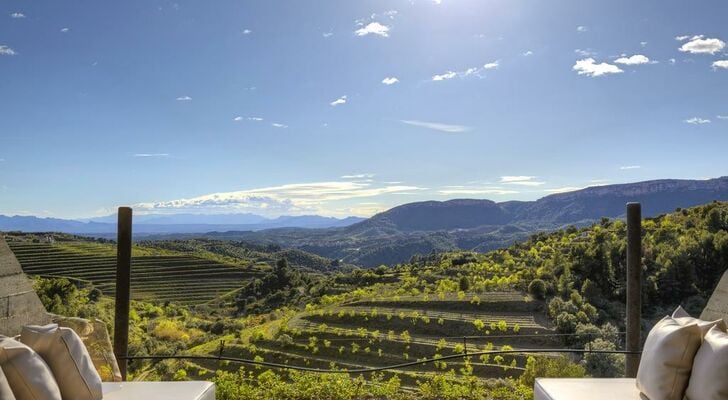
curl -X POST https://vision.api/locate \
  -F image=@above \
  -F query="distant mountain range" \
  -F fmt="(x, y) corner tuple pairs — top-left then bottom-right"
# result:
(3, 177), (728, 266)
(0, 213), (365, 235)
(192, 177), (728, 266)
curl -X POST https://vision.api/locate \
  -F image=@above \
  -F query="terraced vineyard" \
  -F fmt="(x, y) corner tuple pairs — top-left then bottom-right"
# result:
(193, 290), (561, 386)
(6, 238), (263, 305)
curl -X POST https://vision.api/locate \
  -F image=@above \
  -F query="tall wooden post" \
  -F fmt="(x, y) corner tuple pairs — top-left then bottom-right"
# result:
(113, 207), (132, 381)
(625, 203), (642, 377)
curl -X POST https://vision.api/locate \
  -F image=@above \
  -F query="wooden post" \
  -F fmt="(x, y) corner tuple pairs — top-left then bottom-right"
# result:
(625, 202), (642, 377)
(113, 207), (132, 381)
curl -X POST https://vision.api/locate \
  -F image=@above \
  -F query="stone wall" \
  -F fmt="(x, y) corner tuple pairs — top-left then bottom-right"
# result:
(0, 235), (51, 336)
(701, 270), (728, 324)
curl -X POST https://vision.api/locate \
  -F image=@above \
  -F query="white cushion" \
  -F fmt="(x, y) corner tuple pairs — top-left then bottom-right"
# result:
(21, 324), (102, 400)
(534, 378), (639, 400)
(636, 315), (702, 400)
(685, 326), (728, 400)
(672, 305), (727, 335)
(102, 381), (215, 400)
(0, 336), (61, 400)
(0, 366), (17, 400)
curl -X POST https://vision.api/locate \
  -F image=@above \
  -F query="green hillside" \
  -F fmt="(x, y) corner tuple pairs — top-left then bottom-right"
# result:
(12, 201), (728, 399)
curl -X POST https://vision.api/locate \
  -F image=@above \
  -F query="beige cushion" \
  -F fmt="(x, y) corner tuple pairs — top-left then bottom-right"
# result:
(21, 324), (102, 400)
(672, 305), (727, 335)
(636, 315), (702, 400)
(685, 326), (728, 400)
(0, 336), (61, 400)
(0, 366), (17, 400)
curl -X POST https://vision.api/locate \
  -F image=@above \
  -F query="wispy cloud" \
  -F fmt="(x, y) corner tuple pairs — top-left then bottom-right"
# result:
(355, 22), (390, 37)
(432, 71), (457, 81)
(176, 96), (192, 101)
(0, 45), (17, 56)
(234, 116), (264, 122)
(679, 35), (725, 55)
(576, 26), (588, 32)
(400, 120), (471, 133)
(572, 58), (623, 77)
(619, 165), (641, 170)
(712, 60), (728, 70)
(483, 61), (499, 70)
(134, 180), (422, 216)
(437, 186), (518, 195)
(133, 153), (170, 158)
(500, 176), (545, 186)
(341, 173), (375, 179)
(271, 122), (288, 128)
(614, 54), (651, 65)
(522, 50), (533, 56)
(60, 27), (69, 33)
(544, 186), (583, 193)
(432, 61), (498, 81)
(242, 29), (252, 35)
(330, 95), (347, 106)
(575, 49), (597, 57)
(717, 115), (728, 120)
(322, 32), (333, 38)
(382, 77), (399, 85)
(10, 12), (25, 18)
(675, 35), (691, 41)
(685, 117), (711, 124)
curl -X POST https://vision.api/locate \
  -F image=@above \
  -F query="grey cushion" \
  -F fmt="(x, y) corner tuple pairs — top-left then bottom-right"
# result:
(20, 324), (102, 400)
(0, 336), (61, 400)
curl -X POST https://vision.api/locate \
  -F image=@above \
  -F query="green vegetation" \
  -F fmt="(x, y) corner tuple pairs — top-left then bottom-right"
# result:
(9, 201), (728, 399)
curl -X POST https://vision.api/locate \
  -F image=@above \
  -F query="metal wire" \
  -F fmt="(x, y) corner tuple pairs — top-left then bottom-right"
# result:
(120, 348), (639, 374)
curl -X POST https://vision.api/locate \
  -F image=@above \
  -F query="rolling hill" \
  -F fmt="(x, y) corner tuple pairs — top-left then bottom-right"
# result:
(198, 177), (728, 266)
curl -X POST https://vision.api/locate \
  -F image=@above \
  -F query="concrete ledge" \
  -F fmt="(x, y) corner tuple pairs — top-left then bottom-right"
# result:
(535, 378), (639, 400)
(102, 381), (215, 400)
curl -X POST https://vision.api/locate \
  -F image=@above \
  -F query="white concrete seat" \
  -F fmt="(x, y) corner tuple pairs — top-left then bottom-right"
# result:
(102, 381), (215, 400)
(534, 378), (639, 400)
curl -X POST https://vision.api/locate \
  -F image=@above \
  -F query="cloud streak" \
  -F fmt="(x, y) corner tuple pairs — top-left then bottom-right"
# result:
(500, 176), (545, 186)
(134, 180), (422, 216)
(431, 61), (499, 81)
(133, 153), (170, 158)
(400, 120), (471, 133)
(685, 117), (711, 124)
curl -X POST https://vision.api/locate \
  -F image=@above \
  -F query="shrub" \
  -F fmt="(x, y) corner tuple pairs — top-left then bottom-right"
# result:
(528, 279), (547, 300)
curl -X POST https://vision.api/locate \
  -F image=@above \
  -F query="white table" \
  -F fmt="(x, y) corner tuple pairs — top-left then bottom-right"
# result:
(535, 378), (640, 400)
(102, 381), (215, 400)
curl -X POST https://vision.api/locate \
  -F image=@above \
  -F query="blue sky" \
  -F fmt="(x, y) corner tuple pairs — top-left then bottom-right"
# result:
(1, 0), (727, 218)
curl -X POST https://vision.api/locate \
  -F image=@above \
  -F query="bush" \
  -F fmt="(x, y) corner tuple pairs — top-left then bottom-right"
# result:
(528, 279), (547, 300)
